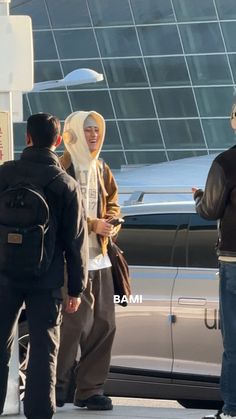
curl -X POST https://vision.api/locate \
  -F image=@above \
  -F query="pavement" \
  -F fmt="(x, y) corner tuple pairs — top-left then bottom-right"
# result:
(4, 398), (216, 419)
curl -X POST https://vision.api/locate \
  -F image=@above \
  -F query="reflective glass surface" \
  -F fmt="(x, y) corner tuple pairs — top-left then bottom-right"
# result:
(103, 58), (148, 88)
(54, 30), (99, 59)
(10, 0), (49, 29)
(131, 0), (174, 24)
(46, 0), (91, 28)
(145, 56), (190, 87)
(221, 22), (236, 52)
(96, 28), (140, 57)
(173, 0), (216, 21)
(23, 96), (31, 121)
(11, 0), (236, 169)
(28, 92), (72, 120)
(168, 150), (207, 160)
(202, 119), (235, 148)
(70, 91), (114, 119)
(126, 151), (167, 164)
(111, 90), (155, 118)
(103, 122), (122, 150)
(88, 0), (132, 26)
(33, 32), (57, 60)
(195, 87), (234, 117)
(138, 25), (182, 55)
(179, 23), (224, 54)
(34, 62), (63, 84)
(118, 120), (163, 149)
(216, 0), (236, 20)
(153, 88), (198, 118)
(187, 55), (232, 85)
(160, 120), (205, 148)
(13, 123), (26, 153)
(100, 151), (126, 169)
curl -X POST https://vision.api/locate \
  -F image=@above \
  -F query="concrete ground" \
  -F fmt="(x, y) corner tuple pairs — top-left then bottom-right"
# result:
(5, 398), (216, 419)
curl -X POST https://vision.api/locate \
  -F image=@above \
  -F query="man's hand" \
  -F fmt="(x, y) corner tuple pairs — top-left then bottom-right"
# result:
(93, 219), (114, 237)
(65, 296), (81, 313)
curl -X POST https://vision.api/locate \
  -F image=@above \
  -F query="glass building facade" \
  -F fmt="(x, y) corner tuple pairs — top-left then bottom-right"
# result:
(10, 0), (236, 168)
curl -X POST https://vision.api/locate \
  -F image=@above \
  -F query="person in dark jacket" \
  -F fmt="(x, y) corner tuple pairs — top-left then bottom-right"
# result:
(193, 105), (236, 419)
(0, 113), (88, 419)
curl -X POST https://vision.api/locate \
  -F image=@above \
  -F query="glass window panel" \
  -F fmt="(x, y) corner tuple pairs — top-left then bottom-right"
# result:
(28, 92), (71, 120)
(160, 120), (205, 148)
(194, 87), (234, 117)
(131, 0), (174, 24)
(168, 150), (207, 160)
(88, 0), (132, 26)
(138, 25), (182, 55)
(54, 30), (99, 59)
(33, 31), (57, 60)
(216, 0), (236, 20)
(179, 23), (224, 54)
(120, 214), (182, 266)
(10, 0), (49, 29)
(202, 119), (234, 148)
(103, 58), (148, 88)
(119, 120), (163, 149)
(126, 151), (167, 165)
(111, 90), (155, 118)
(153, 88), (198, 118)
(96, 28), (140, 57)
(61, 59), (107, 89)
(173, 0), (216, 21)
(188, 214), (218, 269)
(13, 123), (26, 154)
(100, 151), (126, 169)
(103, 121), (122, 150)
(221, 22), (236, 53)
(23, 96), (31, 121)
(145, 56), (190, 87)
(69, 91), (114, 119)
(229, 55), (236, 82)
(46, 0), (91, 28)
(187, 55), (232, 85)
(34, 61), (63, 84)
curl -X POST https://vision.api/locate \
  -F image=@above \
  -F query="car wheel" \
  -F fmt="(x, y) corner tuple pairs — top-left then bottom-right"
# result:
(18, 321), (29, 400)
(177, 399), (223, 409)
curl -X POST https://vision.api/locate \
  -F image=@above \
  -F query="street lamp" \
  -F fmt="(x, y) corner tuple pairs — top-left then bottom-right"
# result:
(13, 68), (104, 122)
(32, 68), (104, 92)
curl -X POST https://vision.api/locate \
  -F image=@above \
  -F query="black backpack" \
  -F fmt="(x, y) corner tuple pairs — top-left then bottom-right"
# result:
(0, 174), (60, 279)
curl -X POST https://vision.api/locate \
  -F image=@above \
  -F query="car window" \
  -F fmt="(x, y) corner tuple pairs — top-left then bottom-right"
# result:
(187, 213), (218, 268)
(117, 213), (180, 266)
(172, 214), (190, 267)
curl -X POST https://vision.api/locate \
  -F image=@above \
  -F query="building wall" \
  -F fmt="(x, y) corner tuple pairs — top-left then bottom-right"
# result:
(11, 0), (236, 168)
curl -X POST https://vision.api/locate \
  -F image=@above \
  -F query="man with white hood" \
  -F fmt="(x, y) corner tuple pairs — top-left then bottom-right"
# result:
(56, 110), (121, 411)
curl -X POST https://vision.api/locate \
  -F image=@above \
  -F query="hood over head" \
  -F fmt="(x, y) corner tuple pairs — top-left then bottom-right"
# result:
(62, 111), (105, 167)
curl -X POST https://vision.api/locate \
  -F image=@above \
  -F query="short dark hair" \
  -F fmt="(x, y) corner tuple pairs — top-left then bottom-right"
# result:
(27, 113), (60, 148)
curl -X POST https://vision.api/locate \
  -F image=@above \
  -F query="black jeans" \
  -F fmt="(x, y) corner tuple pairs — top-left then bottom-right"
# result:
(0, 284), (62, 419)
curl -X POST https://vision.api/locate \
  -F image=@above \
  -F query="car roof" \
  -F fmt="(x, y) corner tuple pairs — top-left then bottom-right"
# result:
(121, 200), (195, 217)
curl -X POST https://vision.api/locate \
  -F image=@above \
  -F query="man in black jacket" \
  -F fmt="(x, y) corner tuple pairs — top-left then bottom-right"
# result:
(0, 113), (88, 419)
(193, 106), (236, 419)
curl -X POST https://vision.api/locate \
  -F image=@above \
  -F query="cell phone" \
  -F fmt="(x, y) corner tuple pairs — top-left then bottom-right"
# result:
(109, 218), (125, 226)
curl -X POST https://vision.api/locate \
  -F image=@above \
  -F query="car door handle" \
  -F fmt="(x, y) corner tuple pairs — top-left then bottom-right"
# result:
(178, 298), (207, 306)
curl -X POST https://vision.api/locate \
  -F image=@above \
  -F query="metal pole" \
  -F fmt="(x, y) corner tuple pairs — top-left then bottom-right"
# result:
(0, 0), (14, 162)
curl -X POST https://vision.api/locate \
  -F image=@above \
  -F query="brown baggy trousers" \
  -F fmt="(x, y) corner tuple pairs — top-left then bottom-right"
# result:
(56, 267), (116, 402)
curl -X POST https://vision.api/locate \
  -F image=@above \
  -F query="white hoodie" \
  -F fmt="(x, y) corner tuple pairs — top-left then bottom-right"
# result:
(63, 110), (111, 270)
